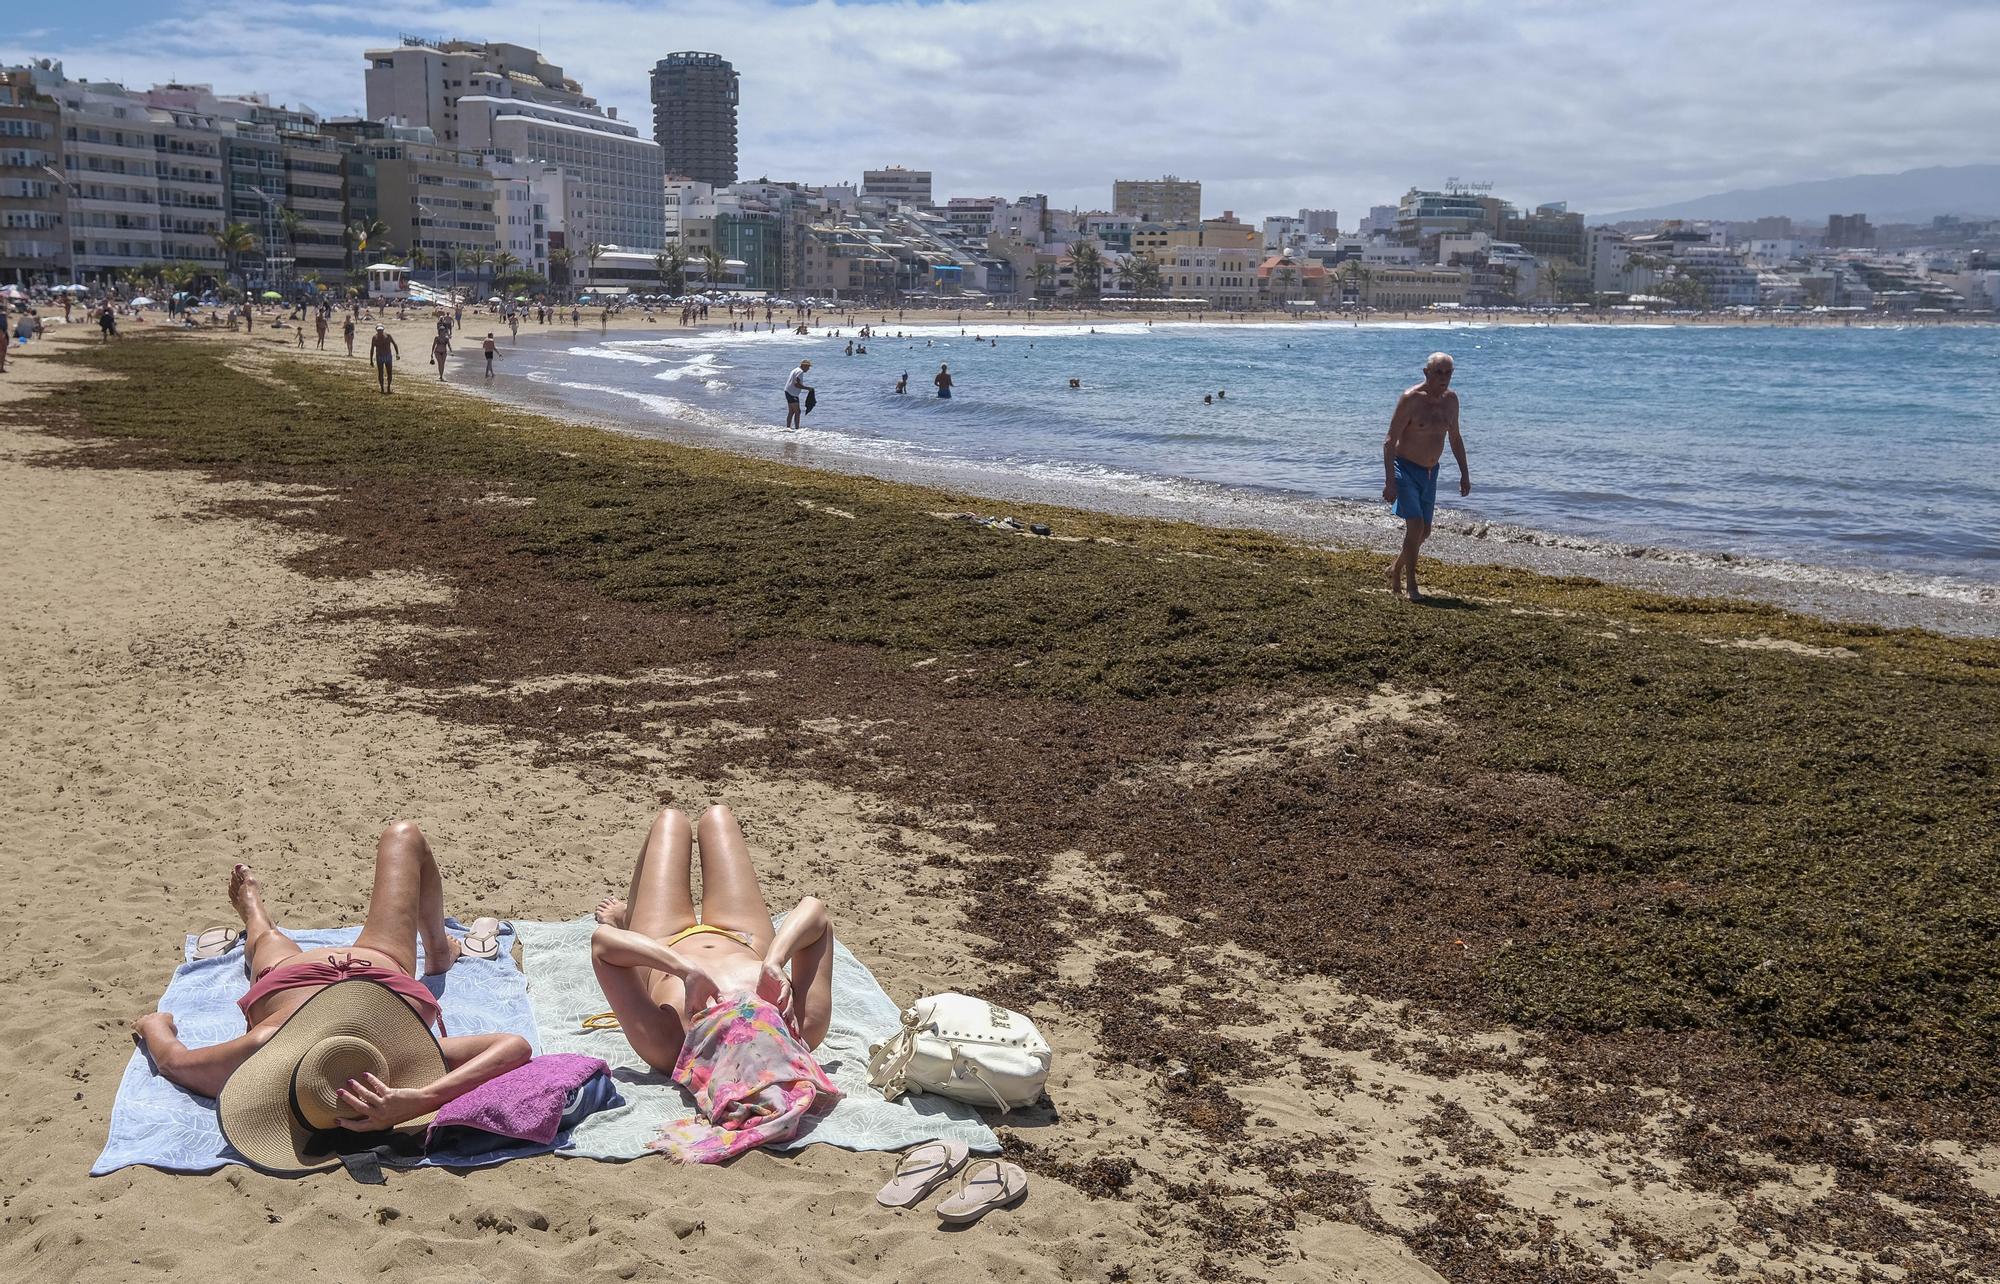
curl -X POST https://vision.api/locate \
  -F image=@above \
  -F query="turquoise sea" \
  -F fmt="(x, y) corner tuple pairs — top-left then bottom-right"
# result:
(495, 319), (1999, 611)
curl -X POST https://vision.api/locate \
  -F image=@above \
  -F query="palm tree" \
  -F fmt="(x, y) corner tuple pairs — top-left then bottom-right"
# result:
(459, 248), (490, 299)
(699, 246), (724, 291)
(1067, 242), (1103, 302)
(1273, 264), (1299, 307)
(581, 242), (610, 297)
(548, 247), (574, 301)
(1030, 262), (1057, 303)
(345, 218), (389, 274)
(490, 250), (519, 289)
(276, 208), (305, 290)
(211, 222), (259, 294)
(1136, 253), (1164, 301)
(654, 245), (687, 295)
(1115, 256), (1143, 298)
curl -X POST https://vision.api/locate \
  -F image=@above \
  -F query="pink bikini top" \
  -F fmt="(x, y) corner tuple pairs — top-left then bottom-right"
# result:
(237, 954), (444, 1032)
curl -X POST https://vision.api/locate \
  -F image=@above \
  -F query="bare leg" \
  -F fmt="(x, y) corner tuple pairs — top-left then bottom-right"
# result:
(789, 909), (836, 1048)
(352, 820), (455, 976)
(233, 864), (302, 978)
(1399, 519), (1428, 601)
(589, 809), (696, 1072)
(695, 806), (774, 950)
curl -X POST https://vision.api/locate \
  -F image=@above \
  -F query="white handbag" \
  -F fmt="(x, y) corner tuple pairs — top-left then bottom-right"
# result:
(866, 993), (1052, 1112)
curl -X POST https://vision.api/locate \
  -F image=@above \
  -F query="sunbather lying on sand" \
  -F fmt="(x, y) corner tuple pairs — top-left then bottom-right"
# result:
(590, 805), (835, 1070)
(132, 821), (529, 1172)
(591, 806), (839, 1162)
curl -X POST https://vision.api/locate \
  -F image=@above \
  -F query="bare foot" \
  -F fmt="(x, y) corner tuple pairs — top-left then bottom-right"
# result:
(1386, 559), (1403, 596)
(228, 863), (266, 924)
(423, 935), (463, 977)
(594, 897), (629, 928)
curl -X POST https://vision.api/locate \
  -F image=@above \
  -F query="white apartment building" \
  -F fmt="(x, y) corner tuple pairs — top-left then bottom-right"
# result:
(664, 177), (713, 241)
(30, 69), (164, 277)
(944, 196), (1001, 237)
(860, 166), (931, 207)
(1336, 233), (1418, 265)
(488, 160), (577, 278)
(1262, 215), (1304, 250)
(141, 91), (226, 270)
(1357, 204), (1398, 235)
(365, 39), (664, 253)
(1299, 208), (1338, 238)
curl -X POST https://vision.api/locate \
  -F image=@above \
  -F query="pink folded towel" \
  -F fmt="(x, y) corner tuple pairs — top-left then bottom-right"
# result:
(426, 1053), (610, 1147)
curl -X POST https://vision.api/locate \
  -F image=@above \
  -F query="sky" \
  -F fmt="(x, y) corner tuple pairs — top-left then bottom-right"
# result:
(8, 0), (1999, 222)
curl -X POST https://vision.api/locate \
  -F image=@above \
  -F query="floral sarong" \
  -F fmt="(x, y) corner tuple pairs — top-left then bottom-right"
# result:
(650, 995), (838, 1164)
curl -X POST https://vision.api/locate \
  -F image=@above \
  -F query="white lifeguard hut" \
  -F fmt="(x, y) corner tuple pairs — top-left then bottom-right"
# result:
(364, 262), (410, 302)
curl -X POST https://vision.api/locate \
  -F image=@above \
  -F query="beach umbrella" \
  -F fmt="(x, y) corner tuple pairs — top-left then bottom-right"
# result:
(260, 290), (282, 300)
(130, 296), (156, 307)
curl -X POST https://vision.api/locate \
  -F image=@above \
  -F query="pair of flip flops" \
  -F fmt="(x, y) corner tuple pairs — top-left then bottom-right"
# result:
(189, 918), (504, 962)
(876, 1140), (1028, 1226)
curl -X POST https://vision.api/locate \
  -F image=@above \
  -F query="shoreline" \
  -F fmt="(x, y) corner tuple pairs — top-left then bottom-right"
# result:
(475, 323), (1999, 638)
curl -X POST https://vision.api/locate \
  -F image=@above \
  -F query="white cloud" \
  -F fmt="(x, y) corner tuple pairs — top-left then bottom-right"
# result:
(6, 0), (1997, 221)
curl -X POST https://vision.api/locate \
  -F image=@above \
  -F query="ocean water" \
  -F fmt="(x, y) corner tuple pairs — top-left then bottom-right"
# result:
(493, 319), (2000, 607)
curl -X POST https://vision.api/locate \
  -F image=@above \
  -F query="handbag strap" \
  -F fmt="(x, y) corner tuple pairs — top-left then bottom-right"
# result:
(868, 1009), (923, 1100)
(953, 1055), (1019, 1114)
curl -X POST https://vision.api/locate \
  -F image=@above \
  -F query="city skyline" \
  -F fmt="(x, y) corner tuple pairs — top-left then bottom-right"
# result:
(7, 0), (1998, 223)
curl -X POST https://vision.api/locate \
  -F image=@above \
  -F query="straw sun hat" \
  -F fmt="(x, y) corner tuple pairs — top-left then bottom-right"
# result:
(218, 979), (445, 1175)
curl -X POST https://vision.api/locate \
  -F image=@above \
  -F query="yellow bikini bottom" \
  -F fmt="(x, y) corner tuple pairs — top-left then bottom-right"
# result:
(665, 922), (753, 949)
(580, 923), (755, 1033)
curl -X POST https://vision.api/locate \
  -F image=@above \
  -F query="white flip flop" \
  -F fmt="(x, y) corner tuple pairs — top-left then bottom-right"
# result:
(459, 916), (504, 961)
(192, 926), (241, 960)
(876, 1140), (969, 1208)
(935, 1159), (1028, 1225)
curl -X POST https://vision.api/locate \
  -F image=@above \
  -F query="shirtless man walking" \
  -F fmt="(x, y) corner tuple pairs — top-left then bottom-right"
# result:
(369, 325), (399, 394)
(1382, 352), (1471, 601)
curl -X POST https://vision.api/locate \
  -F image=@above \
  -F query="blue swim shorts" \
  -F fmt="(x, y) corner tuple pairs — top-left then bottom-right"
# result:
(1391, 456), (1440, 524)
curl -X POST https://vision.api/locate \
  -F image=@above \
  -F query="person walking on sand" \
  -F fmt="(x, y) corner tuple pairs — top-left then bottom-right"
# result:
(482, 333), (497, 379)
(934, 363), (953, 399)
(1382, 352), (1471, 601)
(430, 328), (451, 381)
(369, 325), (399, 394)
(343, 315), (356, 356)
(783, 358), (813, 430)
(314, 311), (328, 350)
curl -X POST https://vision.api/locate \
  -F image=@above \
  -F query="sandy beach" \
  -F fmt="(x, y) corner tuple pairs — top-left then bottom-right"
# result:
(4, 322), (1998, 1283)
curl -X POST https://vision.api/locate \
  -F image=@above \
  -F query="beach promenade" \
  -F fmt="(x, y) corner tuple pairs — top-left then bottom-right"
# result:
(3, 325), (1997, 1283)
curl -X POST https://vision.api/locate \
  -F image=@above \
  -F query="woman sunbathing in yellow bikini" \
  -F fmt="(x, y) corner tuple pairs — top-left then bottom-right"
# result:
(588, 805), (835, 1073)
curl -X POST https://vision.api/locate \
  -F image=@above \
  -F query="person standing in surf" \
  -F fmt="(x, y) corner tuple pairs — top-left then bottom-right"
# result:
(934, 363), (953, 399)
(1382, 352), (1471, 601)
(784, 359), (813, 430)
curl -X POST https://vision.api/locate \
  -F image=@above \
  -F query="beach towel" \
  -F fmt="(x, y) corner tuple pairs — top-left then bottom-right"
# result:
(652, 996), (839, 1164)
(93, 921), (544, 1176)
(517, 916), (999, 1160)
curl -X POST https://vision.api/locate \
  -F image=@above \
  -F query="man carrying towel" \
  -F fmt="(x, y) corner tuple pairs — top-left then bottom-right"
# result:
(1382, 352), (1471, 602)
(783, 359), (813, 430)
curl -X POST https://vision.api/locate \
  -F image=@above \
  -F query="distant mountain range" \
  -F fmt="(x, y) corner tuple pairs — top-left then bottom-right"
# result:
(1601, 164), (2000, 225)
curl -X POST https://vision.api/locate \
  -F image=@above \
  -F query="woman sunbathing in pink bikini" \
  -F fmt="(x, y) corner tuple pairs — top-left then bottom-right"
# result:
(131, 821), (529, 1130)
(589, 805), (839, 1162)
